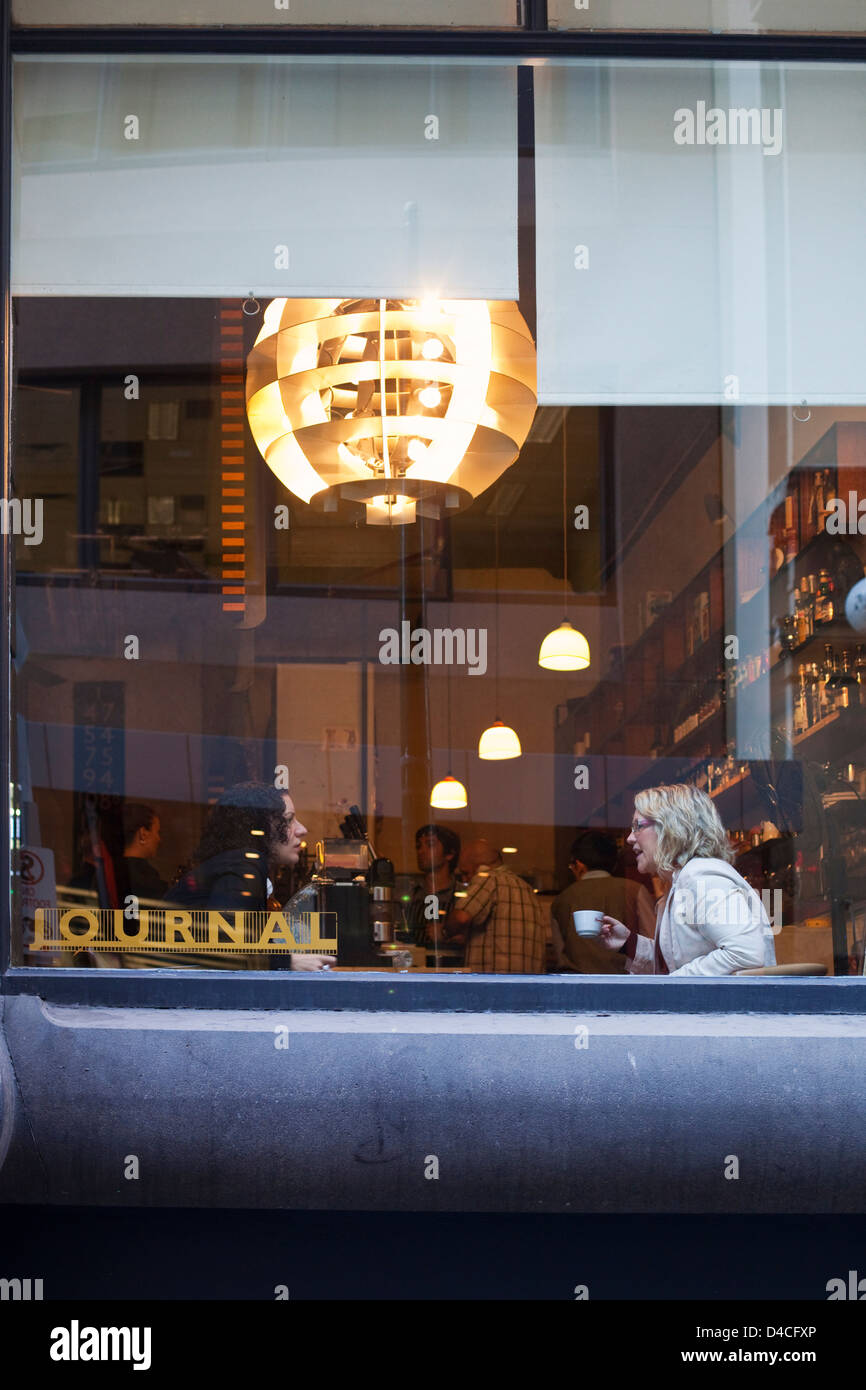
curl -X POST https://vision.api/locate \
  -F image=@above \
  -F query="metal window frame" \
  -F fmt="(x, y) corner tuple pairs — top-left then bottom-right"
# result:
(3, 5), (866, 1012)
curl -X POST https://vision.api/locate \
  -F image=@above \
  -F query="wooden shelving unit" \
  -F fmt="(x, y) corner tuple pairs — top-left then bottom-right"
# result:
(566, 422), (866, 860)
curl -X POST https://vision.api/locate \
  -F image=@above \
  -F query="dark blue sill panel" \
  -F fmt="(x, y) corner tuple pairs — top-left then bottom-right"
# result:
(2, 992), (866, 1212)
(3, 967), (866, 1013)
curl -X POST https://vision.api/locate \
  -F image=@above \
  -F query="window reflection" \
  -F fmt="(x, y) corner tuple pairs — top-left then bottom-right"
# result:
(11, 292), (866, 977)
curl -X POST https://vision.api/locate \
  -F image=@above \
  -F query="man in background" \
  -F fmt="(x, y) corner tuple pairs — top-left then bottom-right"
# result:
(446, 837), (547, 974)
(551, 829), (656, 972)
(405, 823), (461, 953)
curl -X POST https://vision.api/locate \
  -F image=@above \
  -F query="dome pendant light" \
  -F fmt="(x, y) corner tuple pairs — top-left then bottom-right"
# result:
(478, 719), (522, 760)
(538, 620), (590, 671)
(430, 773), (468, 809)
(430, 654), (468, 809)
(479, 506), (522, 759)
(538, 415), (591, 671)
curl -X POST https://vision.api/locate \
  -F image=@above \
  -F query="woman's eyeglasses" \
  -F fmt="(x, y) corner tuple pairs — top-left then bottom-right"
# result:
(630, 818), (656, 833)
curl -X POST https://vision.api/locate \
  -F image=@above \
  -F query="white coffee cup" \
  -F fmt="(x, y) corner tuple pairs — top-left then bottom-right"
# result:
(573, 909), (603, 938)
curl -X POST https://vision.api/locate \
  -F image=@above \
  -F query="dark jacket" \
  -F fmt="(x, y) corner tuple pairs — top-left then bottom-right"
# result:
(165, 849), (269, 912)
(120, 857), (168, 903)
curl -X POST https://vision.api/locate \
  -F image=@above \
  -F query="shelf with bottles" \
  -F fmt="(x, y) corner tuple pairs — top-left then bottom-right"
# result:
(776, 551), (865, 657)
(670, 698), (724, 752)
(739, 423), (866, 610)
(788, 644), (866, 740)
(563, 422), (866, 764)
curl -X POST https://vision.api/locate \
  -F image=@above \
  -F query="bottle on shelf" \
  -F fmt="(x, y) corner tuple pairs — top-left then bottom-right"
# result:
(837, 649), (857, 710)
(793, 663), (809, 736)
(778, 613), (797, 658)
(783, 493), (798, 562)
(793, 586), (813, 649)
(814, 569), (835, 626)
(823, 643), (838, 713)
(855, 645), (866, 706)
(804, 574), (817, 632)
(813, 660), (829, 722)
(807, 661), (823, 726)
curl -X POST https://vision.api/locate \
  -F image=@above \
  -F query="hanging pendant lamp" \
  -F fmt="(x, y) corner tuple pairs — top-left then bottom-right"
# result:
(246, 297), (537, 526)
(538, 415), (591, 671)
(430, 654), (467, 808)
(430, 773), (468, 809)
(478, 719), (522, 760)
(538, 621), (590, 671)
(479, 506), (522, 758)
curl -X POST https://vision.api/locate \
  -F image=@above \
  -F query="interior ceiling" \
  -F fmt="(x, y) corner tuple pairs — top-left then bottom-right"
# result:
(14, 298), (723, 591)
(454, 405), (722, 581)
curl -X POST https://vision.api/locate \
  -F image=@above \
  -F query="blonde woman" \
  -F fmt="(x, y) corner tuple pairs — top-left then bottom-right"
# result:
(600, 783), (775, 976)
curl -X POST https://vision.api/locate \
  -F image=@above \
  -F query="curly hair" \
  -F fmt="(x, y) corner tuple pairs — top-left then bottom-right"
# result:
(192, 782), (290, 866)
(634, 783), (733, 875)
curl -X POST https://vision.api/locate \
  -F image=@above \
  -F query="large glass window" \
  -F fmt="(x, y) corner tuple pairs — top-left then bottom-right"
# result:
(12, 1), (520, 28)
(549, 1), (866, 33)
(9, 52), (866, 980)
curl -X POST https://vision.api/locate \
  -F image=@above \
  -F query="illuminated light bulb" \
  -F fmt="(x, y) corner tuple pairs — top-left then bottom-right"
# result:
(419, 385), (442, 409)
(366, 494), (417, 526)
(478, 720), (522, 760)
(430, 774), (467, 809)
(538, 621), (591, 671)
(250, 829), (265, 836)
(407, 437), (428, 463)
(502, 847), (518, 854)
(421, 337), (444, 360)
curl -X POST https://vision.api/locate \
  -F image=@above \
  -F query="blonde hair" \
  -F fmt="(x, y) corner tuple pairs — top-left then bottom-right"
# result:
(634, 783), (733, 875)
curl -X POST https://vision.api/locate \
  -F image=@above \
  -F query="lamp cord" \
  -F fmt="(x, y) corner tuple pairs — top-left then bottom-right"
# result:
(495, 510), (501, 718)
(562, 418), (568, 615)
(446, 658), (452, 771)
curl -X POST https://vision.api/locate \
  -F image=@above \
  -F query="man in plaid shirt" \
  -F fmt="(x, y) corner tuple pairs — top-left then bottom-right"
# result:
(445, 838), (547, 974)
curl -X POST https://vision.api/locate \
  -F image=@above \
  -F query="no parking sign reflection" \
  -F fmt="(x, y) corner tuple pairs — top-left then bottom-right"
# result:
(17, 845), (57, 945)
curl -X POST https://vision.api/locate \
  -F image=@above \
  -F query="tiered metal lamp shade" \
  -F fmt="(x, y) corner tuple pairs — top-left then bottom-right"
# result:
(246, 297), (537, 525)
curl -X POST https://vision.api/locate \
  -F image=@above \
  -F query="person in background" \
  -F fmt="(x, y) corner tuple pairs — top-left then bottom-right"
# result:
(166, 781), (331, 971)
(445, 837), (547, 974)
(405, 823), (461, 953)
(121, 803), (168, 902)
(551, 829), (656, 973)
(600, 783), (773, 976)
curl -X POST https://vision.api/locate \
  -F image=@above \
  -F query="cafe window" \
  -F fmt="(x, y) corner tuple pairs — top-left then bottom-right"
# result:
(548, 1), (866, 33)
(11, 0), (521, 28)
(8, 50), (866, 981)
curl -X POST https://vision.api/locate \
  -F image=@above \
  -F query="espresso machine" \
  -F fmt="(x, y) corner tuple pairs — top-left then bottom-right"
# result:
(292, 807), (395, 966)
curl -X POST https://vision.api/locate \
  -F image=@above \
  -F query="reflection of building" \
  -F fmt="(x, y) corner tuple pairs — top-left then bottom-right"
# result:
(3, 4), (866, 1235)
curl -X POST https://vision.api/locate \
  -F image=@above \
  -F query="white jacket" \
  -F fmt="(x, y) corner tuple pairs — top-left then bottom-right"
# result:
(625, 856), (776, 977)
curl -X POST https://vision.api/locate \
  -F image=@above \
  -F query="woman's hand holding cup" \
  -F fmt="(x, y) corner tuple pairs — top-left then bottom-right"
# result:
(599, 915), (629, 949)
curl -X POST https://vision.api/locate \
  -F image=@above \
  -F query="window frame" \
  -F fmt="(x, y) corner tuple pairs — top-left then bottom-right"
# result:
(4, 4), (866, 1013)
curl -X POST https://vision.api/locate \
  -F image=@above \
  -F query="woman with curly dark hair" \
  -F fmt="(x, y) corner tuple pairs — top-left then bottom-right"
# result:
(167, 781), (330, 970)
